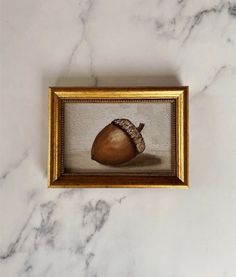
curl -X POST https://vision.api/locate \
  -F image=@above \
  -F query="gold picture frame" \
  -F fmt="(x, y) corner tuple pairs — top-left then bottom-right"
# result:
(48, 87), (188, 188)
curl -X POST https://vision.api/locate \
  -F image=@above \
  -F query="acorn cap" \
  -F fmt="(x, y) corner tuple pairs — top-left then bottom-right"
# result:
(112, 119), (145, 153)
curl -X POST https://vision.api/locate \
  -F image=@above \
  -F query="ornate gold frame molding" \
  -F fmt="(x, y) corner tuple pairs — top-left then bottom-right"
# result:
(48, 87), (188, 188)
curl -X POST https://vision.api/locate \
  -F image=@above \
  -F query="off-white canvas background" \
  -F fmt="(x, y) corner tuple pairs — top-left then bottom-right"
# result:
(64, 102), (172, 153)
(64, 102), (173, 172)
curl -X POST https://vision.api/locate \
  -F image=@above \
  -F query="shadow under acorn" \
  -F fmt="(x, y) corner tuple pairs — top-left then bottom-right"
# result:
(114, 153), (161, 168)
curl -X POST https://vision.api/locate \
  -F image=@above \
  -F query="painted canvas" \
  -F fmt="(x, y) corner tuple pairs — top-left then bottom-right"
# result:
(63, 101), (176, 176)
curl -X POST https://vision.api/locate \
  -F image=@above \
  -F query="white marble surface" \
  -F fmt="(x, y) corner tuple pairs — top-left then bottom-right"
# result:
(1, 0), (236, 276)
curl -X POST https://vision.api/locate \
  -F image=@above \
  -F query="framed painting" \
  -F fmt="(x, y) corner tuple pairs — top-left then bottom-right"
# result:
(48, 87), (188, 188)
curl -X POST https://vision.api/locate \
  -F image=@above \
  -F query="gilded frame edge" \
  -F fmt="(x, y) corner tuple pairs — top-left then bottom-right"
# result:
(48, 87), (189, 188)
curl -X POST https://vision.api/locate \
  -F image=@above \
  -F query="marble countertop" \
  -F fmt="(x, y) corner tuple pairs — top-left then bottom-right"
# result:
(1, 0), (236, 276)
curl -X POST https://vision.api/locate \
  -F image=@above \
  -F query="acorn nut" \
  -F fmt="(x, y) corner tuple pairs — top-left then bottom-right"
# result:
(91, 119), (145, 165)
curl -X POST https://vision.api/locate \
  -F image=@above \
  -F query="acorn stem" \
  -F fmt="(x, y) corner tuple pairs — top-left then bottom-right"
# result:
(137, 123), (145, 132)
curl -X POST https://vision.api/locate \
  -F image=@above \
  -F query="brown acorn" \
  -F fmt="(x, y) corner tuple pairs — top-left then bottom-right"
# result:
(91, 119), (145, 165)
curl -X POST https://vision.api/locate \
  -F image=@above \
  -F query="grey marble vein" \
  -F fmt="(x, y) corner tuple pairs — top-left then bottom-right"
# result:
(0, 148), (30, 186)
(0, 206), (36, 261)
(58, 0), (98, 86)
(201, 65), (228, 93)
(76, 200), (110, 254)
(85, 252), (95, 270)
(33, 201), (58, 250)
(58, 188), (77, 199)
(117, 195), (127, 204)
(190, 65), (229, 100)
(83, 200), (110, 232)
(228, 3), (236, 16)
(79, 0), (98, 86)
(183, 2), (227, 43)
(21, 260), (33, 275)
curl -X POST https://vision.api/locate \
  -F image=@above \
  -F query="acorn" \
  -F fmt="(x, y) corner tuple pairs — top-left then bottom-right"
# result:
(91, 119), (145, 165)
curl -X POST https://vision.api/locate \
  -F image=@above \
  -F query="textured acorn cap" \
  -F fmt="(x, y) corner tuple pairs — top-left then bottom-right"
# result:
(112, 119), (145, 153)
